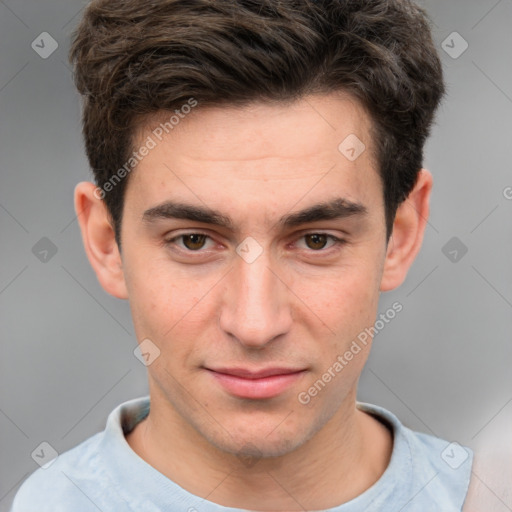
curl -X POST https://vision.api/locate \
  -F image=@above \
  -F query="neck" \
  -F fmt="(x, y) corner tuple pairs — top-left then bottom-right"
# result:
(126, 388), (392, 510)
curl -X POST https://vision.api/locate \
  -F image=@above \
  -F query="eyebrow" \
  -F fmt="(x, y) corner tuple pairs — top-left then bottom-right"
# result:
(142, 197), (367, 231)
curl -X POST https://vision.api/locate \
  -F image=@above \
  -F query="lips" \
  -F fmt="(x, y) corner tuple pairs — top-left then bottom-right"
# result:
(209, 367), (304, 379)
(205, 366), (307, 399)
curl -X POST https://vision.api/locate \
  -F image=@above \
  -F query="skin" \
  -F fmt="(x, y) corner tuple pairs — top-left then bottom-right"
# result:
(75, 92), (433, 510)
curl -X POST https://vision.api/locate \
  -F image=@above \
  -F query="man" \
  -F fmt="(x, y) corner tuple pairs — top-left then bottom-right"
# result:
(11, 0), (475, 510)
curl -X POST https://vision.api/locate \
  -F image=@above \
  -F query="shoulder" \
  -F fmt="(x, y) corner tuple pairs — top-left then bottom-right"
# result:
(10, 432), (108, 512)
(11, 397), (151, 512)
(358, 402), (474, 511)
(401, 425), (474, 511)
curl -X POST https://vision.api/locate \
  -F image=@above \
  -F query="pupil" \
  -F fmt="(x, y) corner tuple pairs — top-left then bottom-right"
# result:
(308, 234), (327, 250)
(185, 234), (205, 250)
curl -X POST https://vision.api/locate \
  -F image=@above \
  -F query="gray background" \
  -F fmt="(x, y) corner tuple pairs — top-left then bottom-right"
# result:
(1, 0), (511, 510)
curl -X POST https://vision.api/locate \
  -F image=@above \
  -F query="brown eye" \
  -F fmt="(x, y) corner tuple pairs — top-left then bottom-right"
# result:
(181, 234), (208, 251)
(164, 232), (216, 254)
(304, 233), (329, 250)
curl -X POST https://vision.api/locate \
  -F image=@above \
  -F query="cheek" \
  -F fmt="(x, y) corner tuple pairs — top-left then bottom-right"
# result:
(123, 251), (202, 339)
(292, 262), (381, 332)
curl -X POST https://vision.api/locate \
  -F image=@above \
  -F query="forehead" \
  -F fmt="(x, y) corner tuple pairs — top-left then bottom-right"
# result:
(126, 93), (382, 224)
(135, 92), (375, 171)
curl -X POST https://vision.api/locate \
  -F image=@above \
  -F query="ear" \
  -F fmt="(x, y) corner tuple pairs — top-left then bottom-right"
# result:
(74, 182), (128, 299)
(380, 169), (433, 292)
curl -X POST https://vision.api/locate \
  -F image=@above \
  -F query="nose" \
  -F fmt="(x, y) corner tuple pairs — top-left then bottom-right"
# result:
(219, 245), (293, 349)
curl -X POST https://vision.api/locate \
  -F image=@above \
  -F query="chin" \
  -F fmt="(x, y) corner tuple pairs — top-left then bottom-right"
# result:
(199, 415), (321, 461)
(215, 433), (301, 460)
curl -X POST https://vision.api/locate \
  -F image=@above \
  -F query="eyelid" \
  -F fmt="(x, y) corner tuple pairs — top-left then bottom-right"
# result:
(164, 230), (217, 251)
(164, 230), (346, 254)
(293, 232), (345, 250)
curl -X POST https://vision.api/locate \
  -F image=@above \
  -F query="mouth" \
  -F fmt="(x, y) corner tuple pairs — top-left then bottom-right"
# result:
(204, 366), (308, 399)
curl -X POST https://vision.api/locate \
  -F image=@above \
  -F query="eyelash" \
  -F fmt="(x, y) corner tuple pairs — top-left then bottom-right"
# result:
(164, 232), (346, 256)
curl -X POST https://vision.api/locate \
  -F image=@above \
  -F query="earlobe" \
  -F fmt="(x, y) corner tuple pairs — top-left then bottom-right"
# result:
(74, 182), (128, 299)
(379, 169), (433, 292)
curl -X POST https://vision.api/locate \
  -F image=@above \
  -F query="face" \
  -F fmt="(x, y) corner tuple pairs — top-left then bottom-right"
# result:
(119, 93), (389, 459)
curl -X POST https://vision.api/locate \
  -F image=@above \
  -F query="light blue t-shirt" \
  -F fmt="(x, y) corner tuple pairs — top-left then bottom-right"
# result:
(11, 396), (473, 511)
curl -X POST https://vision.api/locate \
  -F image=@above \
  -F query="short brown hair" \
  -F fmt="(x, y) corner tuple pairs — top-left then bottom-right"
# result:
(69, 0), (445, 246)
